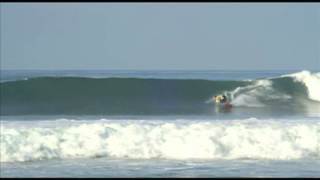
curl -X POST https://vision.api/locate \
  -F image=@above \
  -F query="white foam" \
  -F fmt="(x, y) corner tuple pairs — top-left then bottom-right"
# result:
(281, 70), (320, 102)
(227, 80), (291, 107)
(1, 119), (319, 162)
(226, 70), (320, 107)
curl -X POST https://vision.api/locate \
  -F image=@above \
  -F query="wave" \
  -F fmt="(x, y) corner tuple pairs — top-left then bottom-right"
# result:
(1, 119), (319, 162)
(281, 70), (320, 102)
(0, 70), (319, 115)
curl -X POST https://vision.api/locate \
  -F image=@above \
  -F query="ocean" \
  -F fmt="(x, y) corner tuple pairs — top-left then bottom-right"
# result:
(1, 70), (320, 177)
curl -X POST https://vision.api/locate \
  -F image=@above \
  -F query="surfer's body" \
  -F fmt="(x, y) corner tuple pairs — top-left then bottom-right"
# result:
(213, 95), (233, 109)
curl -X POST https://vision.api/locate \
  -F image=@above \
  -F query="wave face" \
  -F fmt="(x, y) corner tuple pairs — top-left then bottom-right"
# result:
(1, 119), (319, 162)
(1, 71), (319, 115)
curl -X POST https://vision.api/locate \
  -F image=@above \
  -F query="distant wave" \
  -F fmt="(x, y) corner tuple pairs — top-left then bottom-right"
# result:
(1, 70), (319, 115)
(1, 118), (319, 162)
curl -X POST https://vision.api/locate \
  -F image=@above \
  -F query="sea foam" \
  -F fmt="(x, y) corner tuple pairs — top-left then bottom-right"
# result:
(227, 80), (291, 107)
(227, 70), (320, 107)
(1, 119), (319, 162)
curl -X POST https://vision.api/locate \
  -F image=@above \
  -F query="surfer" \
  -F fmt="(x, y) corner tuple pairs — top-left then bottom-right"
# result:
(213, 95), (227, 103)
(213, 94), (232, 109)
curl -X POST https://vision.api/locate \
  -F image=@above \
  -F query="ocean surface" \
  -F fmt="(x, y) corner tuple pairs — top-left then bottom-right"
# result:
(1, 70), (320, 177)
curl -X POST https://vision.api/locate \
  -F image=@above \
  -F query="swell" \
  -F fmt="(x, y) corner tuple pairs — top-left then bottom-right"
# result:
(0, 71), (319, 115)
(0, 77), (248, 115)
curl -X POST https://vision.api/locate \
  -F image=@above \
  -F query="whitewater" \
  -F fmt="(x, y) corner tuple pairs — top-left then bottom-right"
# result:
(1, 70), (320, 177)
(1, 118), (320, 163)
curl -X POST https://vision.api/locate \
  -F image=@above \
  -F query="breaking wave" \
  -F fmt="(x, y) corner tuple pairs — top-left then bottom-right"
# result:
(1, 118), (320, 162)
(281, 70), (320, 102)
(0, 70), (319, 115)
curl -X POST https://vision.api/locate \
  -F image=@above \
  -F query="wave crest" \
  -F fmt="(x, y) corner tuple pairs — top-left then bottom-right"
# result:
(281, 70), (320, 102)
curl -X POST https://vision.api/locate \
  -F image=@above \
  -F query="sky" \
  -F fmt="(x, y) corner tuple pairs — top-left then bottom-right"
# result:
(1, 3), (319, 70)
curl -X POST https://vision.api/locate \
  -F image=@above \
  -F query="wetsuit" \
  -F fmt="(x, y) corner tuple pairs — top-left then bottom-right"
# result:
(220, 95), (227, 103)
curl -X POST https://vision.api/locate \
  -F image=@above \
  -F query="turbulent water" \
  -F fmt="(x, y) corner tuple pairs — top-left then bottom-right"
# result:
(1, 70), (320, 177)
(2, 118), (320, 163)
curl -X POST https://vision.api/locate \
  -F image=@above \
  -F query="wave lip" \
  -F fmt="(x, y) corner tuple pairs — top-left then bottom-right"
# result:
(1, 119), (319, 162)
(281, 70), (320, 102)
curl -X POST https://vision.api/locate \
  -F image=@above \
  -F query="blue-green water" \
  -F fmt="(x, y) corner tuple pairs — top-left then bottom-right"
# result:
(1, 70), (320, 177)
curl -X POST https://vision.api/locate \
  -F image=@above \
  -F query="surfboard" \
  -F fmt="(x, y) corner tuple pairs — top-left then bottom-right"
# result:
(223, 103), (233, 109)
